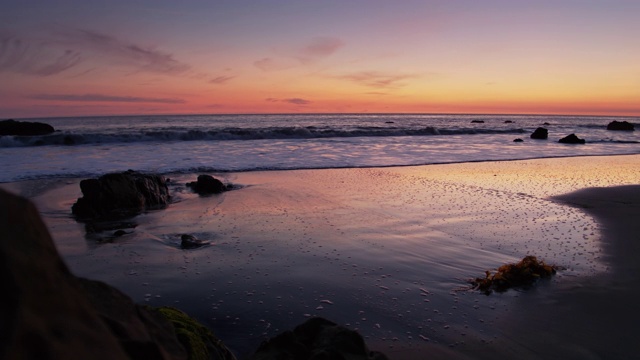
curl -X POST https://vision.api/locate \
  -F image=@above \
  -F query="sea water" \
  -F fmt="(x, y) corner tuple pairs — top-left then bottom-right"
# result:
(1, 113), (638, 182)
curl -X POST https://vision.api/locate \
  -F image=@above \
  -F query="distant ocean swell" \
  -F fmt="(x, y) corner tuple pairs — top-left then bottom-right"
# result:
(0, 126), (529, 148)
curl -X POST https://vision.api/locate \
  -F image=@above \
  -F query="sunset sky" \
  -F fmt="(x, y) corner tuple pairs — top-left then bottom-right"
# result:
(1, 0), (639, 118)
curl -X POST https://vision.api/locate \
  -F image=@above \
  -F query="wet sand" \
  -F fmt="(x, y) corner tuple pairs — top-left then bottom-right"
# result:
(2, 154), (639, 359)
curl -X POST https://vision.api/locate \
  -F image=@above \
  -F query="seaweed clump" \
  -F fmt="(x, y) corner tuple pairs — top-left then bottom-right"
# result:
(469, 256), (559, 294)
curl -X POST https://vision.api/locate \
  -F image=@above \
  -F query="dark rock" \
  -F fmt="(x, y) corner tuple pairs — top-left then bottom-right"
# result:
(181, 234), (209, 249)
(606, 120), (635, 131)
(186, 175), (228, 195)
(504, 120), (514, 123)
(0, 189), (236, 360)
(384, 121), (394, 124)
(63, 135), (76, 145)
(530, 127), (548, 139)
(543, 122), (550, 125)
(0, 119), (55, 136)
(72, 170), (170, 220)
(558, 134), (586, 144)
(513, 138), (524, 142)
(113, 229), (129, 237)
(251, 317), (388, 360)
(0, 189), (134, 359)
(471, 120), (485, 123)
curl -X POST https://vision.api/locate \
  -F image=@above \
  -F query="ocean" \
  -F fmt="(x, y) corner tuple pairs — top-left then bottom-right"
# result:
(1, 113), (638, 182)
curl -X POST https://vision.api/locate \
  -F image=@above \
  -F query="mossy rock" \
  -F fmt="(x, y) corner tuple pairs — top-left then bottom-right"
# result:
(156, 306), (236, 360)
(469, 256), (560, 294)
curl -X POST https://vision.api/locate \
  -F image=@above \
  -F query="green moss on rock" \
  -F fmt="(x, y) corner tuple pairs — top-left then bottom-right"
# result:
(156, 306), (236, 360)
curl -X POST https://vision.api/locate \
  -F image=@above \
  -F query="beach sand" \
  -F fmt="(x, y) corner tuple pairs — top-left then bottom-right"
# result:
(2, 154), (639, 359)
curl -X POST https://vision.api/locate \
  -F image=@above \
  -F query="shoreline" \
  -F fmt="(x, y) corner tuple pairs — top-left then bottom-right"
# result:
(1, 154), (639, 359)
(2, 152), (640, 186)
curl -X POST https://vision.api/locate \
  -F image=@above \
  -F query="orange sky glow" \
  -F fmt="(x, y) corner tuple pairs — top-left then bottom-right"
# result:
(1, 1), (639, 118)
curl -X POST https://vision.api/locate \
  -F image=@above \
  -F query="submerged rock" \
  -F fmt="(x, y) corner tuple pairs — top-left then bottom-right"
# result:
(530, 127), (548, 139)
(469, 256), (559, 294)
(606, 120), (635, 131)
(0, 119), (55, 136)
(513, 138), (524, 142)
(471, 120), (485, 123)
(72, 170), (170, 220)
(181, 234), (210, 249)
(558, 133), (586, 144)
(186, 175), (228, 195)
(251, 317), (388, 360)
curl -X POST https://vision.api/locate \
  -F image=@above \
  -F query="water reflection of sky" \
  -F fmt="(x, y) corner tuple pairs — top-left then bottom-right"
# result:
(37, 163), (619, 358)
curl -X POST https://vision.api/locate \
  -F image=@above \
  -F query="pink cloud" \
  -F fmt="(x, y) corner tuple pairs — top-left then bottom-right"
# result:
(31, 93), (186, 104)
(337, 71), (417, 89)
(265, 97), (311, 105)
(209, 75), (235, 84)
(297, 37), (344, 64)
(255, 37), (345, 71)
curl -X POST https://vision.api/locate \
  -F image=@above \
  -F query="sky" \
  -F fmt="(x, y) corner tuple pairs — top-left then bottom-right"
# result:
(1, 0), (639, 118)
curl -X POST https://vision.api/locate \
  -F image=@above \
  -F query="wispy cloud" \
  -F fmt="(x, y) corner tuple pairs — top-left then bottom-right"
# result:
(209, 75), (235, 84)
(254, 37), (344, 71)
(336, 71), (417, 89)
(265, 97), (311, 105)
(0, 34), (82, 76)
(253, 57), (294, 72)
(31, 93), (186, 104)
(55, 28), (191, 75)
(284, 98), (311, 105)
(1, 28), (202, 79)
(296, 37), (344, 64)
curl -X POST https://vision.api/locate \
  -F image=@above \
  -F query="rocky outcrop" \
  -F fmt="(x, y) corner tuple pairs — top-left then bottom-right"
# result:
(186, 175), (228, 195)
(0, 119), (55, 136)
(607, 120), (635, 131)
(530, 127), (548, 139)
(72, 170), (170, 220)
(513, 138), (524, 142)
(251, 317), (388, 360)
(0, 189), (236, 360)
(471, 120), (484, 123)
(558, 134), (586, 144)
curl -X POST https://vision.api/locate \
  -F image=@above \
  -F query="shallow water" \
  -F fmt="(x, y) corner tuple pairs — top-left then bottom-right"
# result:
(21, 160), (624, 358)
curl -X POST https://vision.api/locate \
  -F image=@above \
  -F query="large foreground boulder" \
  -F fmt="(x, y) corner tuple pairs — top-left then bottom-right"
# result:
(1, 189), (236, 360)
(558, 134), (586, 144)
(0, 119), (55, 136)
(606, 120), (635, 131)
(530, 127), (548, 139)
(251, 317), (388, 360)
(72, 170), (170, 220)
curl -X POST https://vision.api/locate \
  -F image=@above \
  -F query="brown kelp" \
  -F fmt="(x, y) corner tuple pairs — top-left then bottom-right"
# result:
(470, 256), (559, 294)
